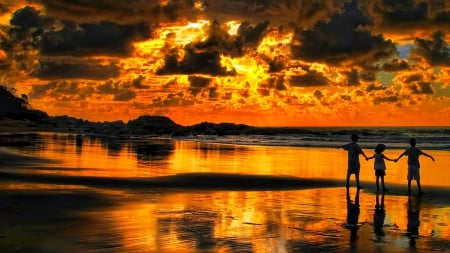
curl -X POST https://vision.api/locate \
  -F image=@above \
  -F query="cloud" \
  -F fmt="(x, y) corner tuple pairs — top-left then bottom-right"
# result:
(131, 75), (148, 89)
(373, 95), (400, 104)
(151, 92), (195, 107)
(366, 83), (387, 92)
(411, 31), (450, 66)
(29, 80), (95, 100)
(364, 0), (450, 32)
(260, 76), (287, 91)
(156, 20), (269, 76)
(290, 0), (397, 68)
(0, 3), (10, 15)
(188, 75), (211, 96)
(381, 59), (410, 71)
(40, 0), (203, 24)
(40, 21), (152, 57)
(289, 69), (329, 87)
(204, 0), (347, 28)
(33, 60), (121, 80)
(407, 82), (435, 94)
(343, 69), (360, 86)
(96, 80), (136, 101)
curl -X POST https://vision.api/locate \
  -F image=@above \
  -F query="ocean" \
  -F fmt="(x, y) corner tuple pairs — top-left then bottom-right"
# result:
(175, 126), (450, 150)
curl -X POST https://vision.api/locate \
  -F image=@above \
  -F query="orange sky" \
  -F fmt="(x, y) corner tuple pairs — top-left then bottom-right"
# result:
(0, 0), (449, 126)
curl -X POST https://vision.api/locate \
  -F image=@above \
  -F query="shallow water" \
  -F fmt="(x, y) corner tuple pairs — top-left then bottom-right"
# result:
(1, 133), (450, 252)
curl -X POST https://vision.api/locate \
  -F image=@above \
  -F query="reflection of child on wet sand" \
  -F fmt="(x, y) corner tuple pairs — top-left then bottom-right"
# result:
(346, 188), (361, 245)
(407, 197), (421, 247)
(367, 144), (395, 192)
(373, 192), (386, 240)
(339, 134), (368, 189)
(395, 138), (435, 196)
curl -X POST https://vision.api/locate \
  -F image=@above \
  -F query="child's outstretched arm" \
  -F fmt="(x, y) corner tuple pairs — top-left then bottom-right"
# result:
(422, 151), (435, 161)
(366, 154), (375, 160)
(382, 154), (396, 162)
(361, 150), (369, 160)
(395, 151), (406, 162)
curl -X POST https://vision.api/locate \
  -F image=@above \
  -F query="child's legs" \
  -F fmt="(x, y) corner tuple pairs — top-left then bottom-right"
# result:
(355, 173), (361, 186)
(346, 171), (352, 187)
(417, 180), (423, 193)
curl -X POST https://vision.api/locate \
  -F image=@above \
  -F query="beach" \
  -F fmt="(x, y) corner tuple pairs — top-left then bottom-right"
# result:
(1, 131), (450, 252)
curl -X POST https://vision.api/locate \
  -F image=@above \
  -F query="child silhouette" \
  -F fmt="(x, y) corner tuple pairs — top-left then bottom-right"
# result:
(395, 138), (435, 196)
(367, 143), (395, 192)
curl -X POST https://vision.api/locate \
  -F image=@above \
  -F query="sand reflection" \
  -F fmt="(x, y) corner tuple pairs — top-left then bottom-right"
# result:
(2, 133), (450, 252)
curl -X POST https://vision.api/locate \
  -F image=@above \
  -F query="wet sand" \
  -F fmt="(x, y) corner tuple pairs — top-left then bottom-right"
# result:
(2, 139), (450, 252)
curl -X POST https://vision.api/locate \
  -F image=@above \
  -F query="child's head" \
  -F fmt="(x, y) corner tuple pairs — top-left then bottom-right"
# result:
(375, 143), (386, 154)
(409, 138), (416, 147)
(351, 134), (359, 142)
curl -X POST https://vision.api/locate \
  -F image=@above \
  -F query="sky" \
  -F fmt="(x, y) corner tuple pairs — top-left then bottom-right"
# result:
(0, 0), (449, 127)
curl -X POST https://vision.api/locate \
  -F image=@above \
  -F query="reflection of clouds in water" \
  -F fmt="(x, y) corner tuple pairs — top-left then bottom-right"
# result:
(196, 142), (250, 157)
(157, 209), (217, 251)
(130, 139), (175, 164)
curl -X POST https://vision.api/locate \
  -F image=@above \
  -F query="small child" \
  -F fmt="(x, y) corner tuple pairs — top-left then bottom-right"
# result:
(367, 143), (395, 192)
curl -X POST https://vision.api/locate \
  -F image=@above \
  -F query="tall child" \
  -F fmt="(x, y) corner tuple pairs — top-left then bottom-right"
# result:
(339, 134), (368, 189)
(367, 143), (395, 192)
(395, 138), (435, 196)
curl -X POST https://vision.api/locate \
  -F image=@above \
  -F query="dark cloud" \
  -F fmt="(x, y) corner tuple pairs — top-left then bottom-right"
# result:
(381, 59), (410, 71)
(1, 7), (44, 73)
(40, 0), (202, 24)
(373, 95), (399, 104)
(267, 56), (285, 73)
(208, 86), (219, 100)
(113, 89), (136, 101)
(366, 83), (387, 92)
(259, 76), (287, 91)
(360, 71), (376, 82)
(188, 75), (211, 96)
(344, 69), (360, 86)
(131, 75), (148, 89)
(157, 45), (234, 76)
(40, 21), (152, 57)
(340, 94), (352, 101)
(151, 92), (194, 107)
(313, 89), (324, 100)
(365, 0), (450, 31)
(204, 0), (346, 28)
(33, 60), (121, 80)
(371, 0), (428, 24)
(289, 69), (329, 87)
(411, 31), (450, 66)
(29, 80), (95, 100)
(407, 82), (434, 94)
(290, 0), (397, 68)
(405, 73), (423, 83)
(97, 80), (136, 101)
(222, 92), (232, 100)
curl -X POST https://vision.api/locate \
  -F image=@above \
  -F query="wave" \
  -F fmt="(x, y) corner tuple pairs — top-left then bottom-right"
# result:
(174, 127), (450, 150)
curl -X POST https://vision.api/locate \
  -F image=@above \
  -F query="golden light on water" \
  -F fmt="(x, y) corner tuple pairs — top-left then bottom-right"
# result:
(2, 135), (450, 251)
